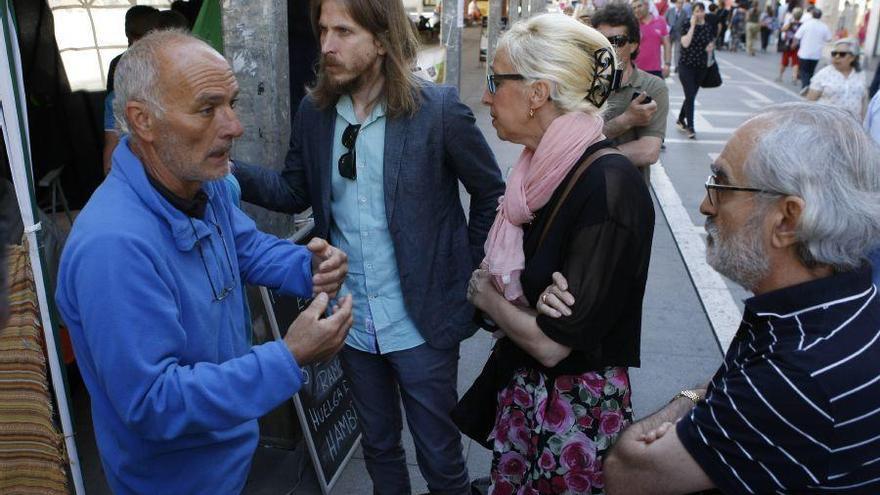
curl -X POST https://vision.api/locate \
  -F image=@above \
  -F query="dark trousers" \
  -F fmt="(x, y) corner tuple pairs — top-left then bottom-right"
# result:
(760, 26), (771, 51)
(678, 65), (707, 130)
(799, 58), (819, 88)
(340, 344), (469, 495)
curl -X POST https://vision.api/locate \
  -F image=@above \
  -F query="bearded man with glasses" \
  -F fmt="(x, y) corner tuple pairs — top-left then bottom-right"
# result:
(541, 103), (880, 494)
(590, 3), (670, 181)
(55, 31), (353, 495)
(232, 0), (504, 493)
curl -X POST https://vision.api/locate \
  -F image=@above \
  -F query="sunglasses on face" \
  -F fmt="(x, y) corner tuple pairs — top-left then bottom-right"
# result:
(486, 72), (525, 94)
(831, 51), (853, 58)
(606, 35), (630, 47)
(338, 123), (361, 180)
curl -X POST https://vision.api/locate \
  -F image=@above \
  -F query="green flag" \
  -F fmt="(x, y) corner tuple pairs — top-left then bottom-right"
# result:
(192, 0), (223, 54)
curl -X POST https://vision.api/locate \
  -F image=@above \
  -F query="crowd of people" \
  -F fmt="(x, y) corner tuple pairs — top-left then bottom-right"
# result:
(52, 0), (880, 494)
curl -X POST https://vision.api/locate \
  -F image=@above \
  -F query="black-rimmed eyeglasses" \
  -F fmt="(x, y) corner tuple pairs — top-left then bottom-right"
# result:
(704, 174), (785, 207)
(189, 212), (237, 302)
(338, 123), (361, 180)
(487, 73), (524, 94)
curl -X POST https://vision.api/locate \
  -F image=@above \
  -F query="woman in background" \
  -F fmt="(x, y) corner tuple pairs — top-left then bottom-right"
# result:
(676, 2), (714, 139)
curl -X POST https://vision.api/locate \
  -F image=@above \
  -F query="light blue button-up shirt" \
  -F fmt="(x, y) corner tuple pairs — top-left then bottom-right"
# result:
(330, 96), (425, 354)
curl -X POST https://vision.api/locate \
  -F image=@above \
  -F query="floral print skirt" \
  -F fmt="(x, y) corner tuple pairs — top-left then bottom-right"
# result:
(488, 366), (633, 495)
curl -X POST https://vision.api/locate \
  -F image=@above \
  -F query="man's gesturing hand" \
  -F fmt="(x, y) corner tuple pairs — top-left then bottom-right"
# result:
(284, 293), (354, 366)
(308, 237), (348, 297)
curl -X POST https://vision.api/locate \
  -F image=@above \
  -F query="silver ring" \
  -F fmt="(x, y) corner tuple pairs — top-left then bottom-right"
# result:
(541, 293), (548, 304)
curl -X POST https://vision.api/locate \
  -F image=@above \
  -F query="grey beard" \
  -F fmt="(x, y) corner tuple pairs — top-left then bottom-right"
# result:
(705, 209), (770, 292)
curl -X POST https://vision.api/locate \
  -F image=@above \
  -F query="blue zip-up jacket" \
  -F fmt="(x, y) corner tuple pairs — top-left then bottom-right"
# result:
(56, 137), (312, 494)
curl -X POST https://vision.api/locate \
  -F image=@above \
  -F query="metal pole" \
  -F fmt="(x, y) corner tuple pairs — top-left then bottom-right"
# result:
(441, 0), (463, 89)
(509, 0), (520, 24)
(487, 0), (504, 66)
(867, 0), (880, 59)
(223, 0), (297, 237)
(530, 0), (546, 15)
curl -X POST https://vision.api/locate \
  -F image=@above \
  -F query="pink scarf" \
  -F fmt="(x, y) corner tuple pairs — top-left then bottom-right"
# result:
(482, 112), (605, 303)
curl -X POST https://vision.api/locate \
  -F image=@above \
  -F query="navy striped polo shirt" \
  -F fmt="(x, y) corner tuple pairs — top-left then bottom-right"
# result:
(677, 266), (880, 494)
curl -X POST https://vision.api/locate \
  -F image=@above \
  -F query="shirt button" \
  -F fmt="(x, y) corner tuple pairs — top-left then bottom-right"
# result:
(366, 263), (373, 269)
(369, 294), (378, 300)
(359, 197), (367, 204)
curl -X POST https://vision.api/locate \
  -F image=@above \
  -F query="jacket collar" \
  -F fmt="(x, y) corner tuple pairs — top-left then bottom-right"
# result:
(111, 136), (217, 252)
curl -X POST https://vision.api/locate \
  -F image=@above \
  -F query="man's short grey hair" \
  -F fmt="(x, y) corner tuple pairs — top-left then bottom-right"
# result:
(745, 102), (880, 271)
(112, 29), (209, 133)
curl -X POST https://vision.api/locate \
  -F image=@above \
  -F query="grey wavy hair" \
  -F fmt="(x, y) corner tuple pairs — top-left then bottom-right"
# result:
(112, 29), (206, 134)
(745, 102), (880, 271)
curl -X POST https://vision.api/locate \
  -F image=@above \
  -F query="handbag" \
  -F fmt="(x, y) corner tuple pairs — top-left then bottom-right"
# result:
(450, 146), (622, 449)
(701, 52), (723, 88)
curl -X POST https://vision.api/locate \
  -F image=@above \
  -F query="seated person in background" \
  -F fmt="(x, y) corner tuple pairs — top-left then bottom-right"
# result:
(103, 5), (160, 175)
(541, 102), (880, 494)
(592, 3), (670, 179)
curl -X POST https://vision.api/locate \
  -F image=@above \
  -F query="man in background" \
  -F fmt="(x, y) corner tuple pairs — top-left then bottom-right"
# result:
(102, 5), (159, 175)
(795, 7), (832, 88)
(593, 3), (670, 180)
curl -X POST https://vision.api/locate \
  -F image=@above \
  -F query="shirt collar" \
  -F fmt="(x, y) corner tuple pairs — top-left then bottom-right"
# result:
(335, 94), (386, 127)
(744, 265), (874, 320)
(617, 64), (645, 91)
(145, 172), (208, 219)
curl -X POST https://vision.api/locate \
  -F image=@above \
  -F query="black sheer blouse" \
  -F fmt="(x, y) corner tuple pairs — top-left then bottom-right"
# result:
(495, 140), (655, 376)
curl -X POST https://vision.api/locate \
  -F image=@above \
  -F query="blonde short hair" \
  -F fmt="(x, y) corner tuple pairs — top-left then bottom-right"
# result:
(497, 13), (615, 116)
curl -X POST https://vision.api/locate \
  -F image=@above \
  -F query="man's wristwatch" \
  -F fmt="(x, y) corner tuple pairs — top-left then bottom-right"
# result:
(672, 389), (704, 405)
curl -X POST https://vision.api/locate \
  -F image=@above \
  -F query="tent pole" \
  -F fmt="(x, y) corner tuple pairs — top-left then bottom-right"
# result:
(0, 1), (85, 493)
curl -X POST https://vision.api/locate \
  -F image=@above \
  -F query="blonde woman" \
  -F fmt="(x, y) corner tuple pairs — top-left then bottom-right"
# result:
(464, 13), (655, 494)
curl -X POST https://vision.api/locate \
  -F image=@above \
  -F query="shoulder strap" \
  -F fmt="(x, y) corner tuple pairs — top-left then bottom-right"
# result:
(537, 147), (623, 249)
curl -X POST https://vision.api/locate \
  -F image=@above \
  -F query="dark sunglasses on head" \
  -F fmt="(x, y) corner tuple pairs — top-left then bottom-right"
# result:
(486, 73), (525, 94)
(338, 123), (361, 180)
(606, 35), (629, 47)
(830, 51), (853, 58)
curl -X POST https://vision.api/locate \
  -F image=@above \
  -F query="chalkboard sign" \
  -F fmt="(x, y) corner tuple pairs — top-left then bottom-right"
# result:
(260, 287), (362, 495)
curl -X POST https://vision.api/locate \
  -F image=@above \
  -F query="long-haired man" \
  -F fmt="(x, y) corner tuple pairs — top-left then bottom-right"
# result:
(234, 1), (504, 493)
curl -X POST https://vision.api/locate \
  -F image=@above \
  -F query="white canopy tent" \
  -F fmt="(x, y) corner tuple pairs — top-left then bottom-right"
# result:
(0, 0), (85, 493)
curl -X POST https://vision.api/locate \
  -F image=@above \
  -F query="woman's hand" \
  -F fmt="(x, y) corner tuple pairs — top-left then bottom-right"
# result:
(536, 272), (575, 318)
(467, 269), (501, 311)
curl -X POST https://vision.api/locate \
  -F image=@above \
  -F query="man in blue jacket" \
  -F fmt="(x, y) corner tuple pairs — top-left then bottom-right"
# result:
(233, 1), (504, 493)
(55, 31), (353, 495)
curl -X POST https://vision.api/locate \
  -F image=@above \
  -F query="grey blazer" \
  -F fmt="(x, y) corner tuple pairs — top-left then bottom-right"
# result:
(234, 84), (504, 349)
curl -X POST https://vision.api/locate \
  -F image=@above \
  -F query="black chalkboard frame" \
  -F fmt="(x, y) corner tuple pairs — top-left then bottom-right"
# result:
(257, 225), (362, 494)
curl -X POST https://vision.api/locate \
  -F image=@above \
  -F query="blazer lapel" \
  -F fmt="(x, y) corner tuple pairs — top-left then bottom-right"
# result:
(317, 108), (335, 230)
(383, 116), (409, 225)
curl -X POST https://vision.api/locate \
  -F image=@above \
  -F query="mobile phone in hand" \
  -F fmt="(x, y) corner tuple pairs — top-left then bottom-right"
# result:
(631, 92), (653, 104)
